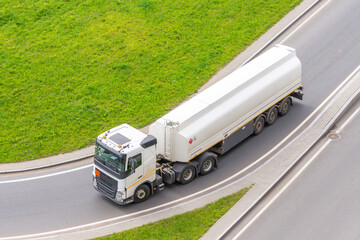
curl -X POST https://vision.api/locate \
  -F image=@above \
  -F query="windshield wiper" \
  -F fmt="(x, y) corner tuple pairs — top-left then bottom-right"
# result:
(95, 156), (105, 165)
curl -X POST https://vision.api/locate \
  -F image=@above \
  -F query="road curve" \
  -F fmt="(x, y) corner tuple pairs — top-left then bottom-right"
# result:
(1, 0), (359, 238)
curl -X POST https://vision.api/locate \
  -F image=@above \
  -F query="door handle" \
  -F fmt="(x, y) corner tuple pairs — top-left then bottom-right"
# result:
(138, 175), (143, 179)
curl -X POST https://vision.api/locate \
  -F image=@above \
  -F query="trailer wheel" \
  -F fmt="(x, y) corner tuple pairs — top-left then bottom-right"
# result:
(134, 184), (150, 203)
(180, 166), (196, 184)
(266, 107), (278, 126)
(200, 157), (215, 175)
(254, 116), (265, 135)
(280, 97), (291, 116)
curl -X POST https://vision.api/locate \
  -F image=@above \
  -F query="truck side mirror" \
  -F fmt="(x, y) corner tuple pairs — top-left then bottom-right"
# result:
(130, 159), (136, 174)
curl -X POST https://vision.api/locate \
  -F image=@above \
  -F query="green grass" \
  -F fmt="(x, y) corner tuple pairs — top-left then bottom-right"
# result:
(95, 186), (250, 240)
(0, 0), (302, 162)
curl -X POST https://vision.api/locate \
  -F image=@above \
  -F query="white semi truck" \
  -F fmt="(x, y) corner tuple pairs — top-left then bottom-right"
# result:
(93, 44), (303, 205)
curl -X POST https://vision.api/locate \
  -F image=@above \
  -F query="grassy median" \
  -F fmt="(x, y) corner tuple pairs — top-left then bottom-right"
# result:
(95, 186), (250, 240)
(0, 0), (301, 162)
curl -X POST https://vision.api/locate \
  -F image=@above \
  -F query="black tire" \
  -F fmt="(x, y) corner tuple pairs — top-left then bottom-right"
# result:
(266, 107), (278, 126)
(254, 116), (265, 135)
(179, 165), (196, 184)
(134, 184), (150, 203)
(200, 157), (215, 175)
(279, 98), (291, 116)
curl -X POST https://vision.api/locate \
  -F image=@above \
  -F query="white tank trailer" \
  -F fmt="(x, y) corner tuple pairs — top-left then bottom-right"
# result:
(93, 44), (303, 205)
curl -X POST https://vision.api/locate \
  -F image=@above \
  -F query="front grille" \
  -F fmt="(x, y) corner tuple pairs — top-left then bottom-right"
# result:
(96, 169), (117, 198)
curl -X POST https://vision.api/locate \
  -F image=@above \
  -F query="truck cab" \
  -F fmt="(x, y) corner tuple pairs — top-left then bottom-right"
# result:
(93, 124), (157, 204)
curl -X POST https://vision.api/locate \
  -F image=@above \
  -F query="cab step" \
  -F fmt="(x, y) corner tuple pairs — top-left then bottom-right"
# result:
(157, 183), (165, 191)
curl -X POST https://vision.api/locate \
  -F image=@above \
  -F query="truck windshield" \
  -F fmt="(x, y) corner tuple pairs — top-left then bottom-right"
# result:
(95, 143), (126, 172)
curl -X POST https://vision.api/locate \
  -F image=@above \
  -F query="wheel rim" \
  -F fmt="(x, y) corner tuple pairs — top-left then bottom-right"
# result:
(136, 189), (146, 199)
(202, 159), (213, 172)
(183, 168), (193, 181)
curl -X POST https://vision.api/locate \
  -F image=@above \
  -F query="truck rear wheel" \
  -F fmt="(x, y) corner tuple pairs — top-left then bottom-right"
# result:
(266, 106), (278, 126)
(280, 97), (291, 116)
(254, 116), (265, 135)
(134, 184), (150, 203)
(200, 157), (215, 175)
(180, 166), (196, 184)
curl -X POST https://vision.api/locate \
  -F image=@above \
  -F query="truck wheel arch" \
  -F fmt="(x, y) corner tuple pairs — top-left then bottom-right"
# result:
(144, 181), (154, 195)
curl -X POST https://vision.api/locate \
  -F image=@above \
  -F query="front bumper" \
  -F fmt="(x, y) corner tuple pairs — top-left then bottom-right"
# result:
(93, 177), (134, 205)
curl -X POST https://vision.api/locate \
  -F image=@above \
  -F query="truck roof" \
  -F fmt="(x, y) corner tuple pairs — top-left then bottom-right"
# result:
(159, 45), (296, 128)
(97, 124), (147, 154)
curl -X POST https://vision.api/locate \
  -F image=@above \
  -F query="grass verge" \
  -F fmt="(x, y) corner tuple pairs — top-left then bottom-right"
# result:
(95, 186), (250, 240)
(0, 0), (302, 162)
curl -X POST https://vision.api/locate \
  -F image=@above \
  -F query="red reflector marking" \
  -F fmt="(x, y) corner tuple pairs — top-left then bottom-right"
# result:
(189, 138), (193, 144)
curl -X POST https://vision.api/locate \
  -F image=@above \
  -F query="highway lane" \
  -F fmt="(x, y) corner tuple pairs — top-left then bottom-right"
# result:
(233, 100), (360, 240)
(1, 0), (359, 237)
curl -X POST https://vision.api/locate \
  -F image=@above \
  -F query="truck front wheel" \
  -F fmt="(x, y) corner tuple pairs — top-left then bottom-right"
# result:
(134, 184), (150, 203)
(180, 166), (196, 184)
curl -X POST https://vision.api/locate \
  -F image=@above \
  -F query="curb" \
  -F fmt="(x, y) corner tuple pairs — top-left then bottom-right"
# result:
(0, 154), (94, 174)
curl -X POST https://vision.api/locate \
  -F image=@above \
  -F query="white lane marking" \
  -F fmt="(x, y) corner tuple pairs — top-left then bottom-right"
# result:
(231, 139), (332, 240)
(280, 0), (333, 44)
(337, 106), (360, 132)
(0, 164), (93, 184)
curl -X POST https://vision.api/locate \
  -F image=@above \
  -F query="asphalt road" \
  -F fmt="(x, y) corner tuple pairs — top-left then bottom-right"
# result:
(1, 0), (359, 237)
(234, 101), (360, 240)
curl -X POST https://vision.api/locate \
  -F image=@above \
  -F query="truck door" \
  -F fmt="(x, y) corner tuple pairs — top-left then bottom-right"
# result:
(125, 153), (144, 196)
